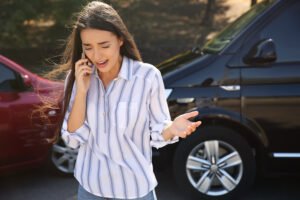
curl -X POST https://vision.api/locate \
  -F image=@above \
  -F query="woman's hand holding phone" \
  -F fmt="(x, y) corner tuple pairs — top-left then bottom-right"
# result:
(74, 53), (93, 95)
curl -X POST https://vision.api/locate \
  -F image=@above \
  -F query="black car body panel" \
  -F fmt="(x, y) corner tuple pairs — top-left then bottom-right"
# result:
(156, 0), (300, 199)
(160, 0), (300, 156)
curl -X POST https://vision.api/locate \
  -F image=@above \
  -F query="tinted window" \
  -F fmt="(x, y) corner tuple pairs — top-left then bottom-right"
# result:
(259, 2), (300, 62)
(0, 63), (20, 92)
(202, 0), (276, 53)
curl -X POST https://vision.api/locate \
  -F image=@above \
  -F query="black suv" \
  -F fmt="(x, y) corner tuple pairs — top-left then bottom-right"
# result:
(158, 0), (300, 199)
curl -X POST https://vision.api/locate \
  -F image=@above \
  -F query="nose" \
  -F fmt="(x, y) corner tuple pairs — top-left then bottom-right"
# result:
(93, 48), (102, 62)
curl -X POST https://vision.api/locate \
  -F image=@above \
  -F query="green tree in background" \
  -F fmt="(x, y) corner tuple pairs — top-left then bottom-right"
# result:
(1, 0), (246, 73)
(0, 0), (84, 48)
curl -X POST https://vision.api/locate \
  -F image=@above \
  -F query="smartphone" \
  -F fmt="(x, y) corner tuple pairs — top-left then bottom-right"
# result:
(81, 47), (86, 59)
(81, 48), (92, 76)
(81, 47), (93, 68)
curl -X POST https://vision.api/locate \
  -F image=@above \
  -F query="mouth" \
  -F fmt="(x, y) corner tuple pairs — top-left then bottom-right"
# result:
(96, 60), (108, 69)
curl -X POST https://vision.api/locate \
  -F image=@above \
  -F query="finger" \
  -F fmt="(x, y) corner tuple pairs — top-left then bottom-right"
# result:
(190, 122), (200, 132)
(78, 71), (92, 78)
(188, 126), (195, 133)
(77, 68), (92, 77)
(87, 61), (93, 68)
(186, 130), (192, 136)
(195, 121), (202, 127)
(76, 66), (92, 76)
(188, 125), (195, 132)
(188, 125), (196, 133)
(185, 123), (197, 133)
(78, 66), (92, 73)
(75, 58), (88, 66)
(83, 61), (93, 68)
(182, 111), (199, 120)
(75, 59), (89, 70)
(75, 63), (89, 76)
(188, 121), (201, 128)
(186, 121), (199, 128)
(180, 131), (187, 138)
(184, 130), (192, 137)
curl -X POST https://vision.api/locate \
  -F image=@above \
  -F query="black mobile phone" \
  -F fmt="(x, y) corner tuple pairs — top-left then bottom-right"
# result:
(81, 48), (93, 77)
(81, 47), (86, 60)
(81, 48), (93, 68)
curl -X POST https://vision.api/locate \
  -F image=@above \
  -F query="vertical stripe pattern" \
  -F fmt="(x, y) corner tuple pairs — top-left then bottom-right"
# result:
(61, 56), (178, 199)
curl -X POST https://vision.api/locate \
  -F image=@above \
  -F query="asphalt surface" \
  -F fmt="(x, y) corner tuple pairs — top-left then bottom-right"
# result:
(0, 163), (300, 200)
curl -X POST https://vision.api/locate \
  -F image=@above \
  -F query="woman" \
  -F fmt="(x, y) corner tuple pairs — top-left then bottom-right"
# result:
(59, 1), (202, 200)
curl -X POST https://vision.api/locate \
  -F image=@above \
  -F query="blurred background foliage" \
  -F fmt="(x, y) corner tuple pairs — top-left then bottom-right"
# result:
(0, 0), (256, 74)
(0, 0), (82, 48)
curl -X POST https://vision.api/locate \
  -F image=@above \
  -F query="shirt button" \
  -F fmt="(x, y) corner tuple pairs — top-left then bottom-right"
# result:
(102, 112), (105, 116)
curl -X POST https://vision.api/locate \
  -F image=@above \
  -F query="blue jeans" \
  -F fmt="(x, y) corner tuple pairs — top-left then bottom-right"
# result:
(78, 184), (157, 200)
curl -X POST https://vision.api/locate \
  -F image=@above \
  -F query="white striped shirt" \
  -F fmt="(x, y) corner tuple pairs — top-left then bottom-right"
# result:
(61, 56), (178, 199)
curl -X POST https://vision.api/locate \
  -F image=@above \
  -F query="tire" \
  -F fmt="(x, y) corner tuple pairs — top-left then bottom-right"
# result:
(50, 137), (78, 175)
(173, 125), (256, 200)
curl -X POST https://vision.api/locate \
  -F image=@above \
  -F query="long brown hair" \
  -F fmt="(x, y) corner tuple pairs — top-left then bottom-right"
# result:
(47, 1), (142, 143)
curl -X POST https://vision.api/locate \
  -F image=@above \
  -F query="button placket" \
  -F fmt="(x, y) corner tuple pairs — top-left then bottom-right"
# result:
(98, 78), (107, 135)
(104, 78), (118, 135)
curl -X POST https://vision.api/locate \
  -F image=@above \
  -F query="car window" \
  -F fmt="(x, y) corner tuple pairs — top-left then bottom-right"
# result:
(259, 2), (300, 62)
(202, 0), (277, 54)
(0, 63), (21, 92)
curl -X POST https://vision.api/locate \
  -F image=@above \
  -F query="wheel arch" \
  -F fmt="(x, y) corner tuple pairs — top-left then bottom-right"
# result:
(188, 107), (269, 168)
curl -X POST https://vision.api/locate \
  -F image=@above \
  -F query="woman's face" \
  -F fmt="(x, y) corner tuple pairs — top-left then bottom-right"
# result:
(80, 28), (123, 76)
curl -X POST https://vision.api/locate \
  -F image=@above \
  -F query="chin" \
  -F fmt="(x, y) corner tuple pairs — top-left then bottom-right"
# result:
(97, 66), (111, 73)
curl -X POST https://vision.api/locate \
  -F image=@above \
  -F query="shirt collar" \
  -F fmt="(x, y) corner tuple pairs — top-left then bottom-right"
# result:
(118, 56), (132, 81)
(92, 56), (132, 81)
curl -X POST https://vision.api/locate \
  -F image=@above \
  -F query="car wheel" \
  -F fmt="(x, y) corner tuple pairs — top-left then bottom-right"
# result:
(51, 138), (78, 174)
(173, 126), (256, 200)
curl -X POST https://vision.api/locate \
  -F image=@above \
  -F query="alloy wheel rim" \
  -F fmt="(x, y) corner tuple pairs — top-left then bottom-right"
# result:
(186, 140), (243, 196)
(51, 139), (78, 173)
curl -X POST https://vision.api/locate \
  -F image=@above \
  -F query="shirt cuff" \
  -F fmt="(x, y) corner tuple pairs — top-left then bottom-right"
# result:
(150, 120), (179, 149)
(61, 123), (90, 149)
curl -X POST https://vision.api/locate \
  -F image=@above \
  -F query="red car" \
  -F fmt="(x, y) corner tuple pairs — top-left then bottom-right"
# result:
(0, 54), (66, 174)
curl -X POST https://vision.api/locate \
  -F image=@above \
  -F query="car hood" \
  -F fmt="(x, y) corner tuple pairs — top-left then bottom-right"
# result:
(157, 49), (218, 88)
(157, 48), (203, 75)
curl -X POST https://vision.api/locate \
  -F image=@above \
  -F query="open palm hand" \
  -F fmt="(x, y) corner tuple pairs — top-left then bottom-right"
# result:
(169, 111), (202, 138)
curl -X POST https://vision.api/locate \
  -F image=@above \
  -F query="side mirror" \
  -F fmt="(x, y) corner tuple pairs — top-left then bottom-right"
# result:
(243, 38), (277, 65)
(21, 74), (32, 88)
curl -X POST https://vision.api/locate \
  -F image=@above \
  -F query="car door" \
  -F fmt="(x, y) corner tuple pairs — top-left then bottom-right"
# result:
(0, 63), (46, 167)
(239, 2), (300, 154)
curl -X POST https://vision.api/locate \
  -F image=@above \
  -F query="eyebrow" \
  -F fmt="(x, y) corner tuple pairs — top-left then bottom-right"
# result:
(82, 41), (110, 46)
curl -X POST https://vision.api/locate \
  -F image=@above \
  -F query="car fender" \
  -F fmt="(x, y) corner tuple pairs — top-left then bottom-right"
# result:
(187, 107), (269, 149)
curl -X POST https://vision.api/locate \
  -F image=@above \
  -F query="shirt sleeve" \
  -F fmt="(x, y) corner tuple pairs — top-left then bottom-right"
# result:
(149, 68), (179, 149)
(61, 71), (90, 149)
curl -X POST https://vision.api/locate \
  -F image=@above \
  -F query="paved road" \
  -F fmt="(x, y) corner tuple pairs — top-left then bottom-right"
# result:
(0, 164), (299, 200)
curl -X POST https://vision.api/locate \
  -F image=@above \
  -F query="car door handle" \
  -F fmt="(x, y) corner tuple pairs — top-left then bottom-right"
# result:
(48, 110), (57, 116)
(220, 85), (240, 91)
(176, 98), (195, 104)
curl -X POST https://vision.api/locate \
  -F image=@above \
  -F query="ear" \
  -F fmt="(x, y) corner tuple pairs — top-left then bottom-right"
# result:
(119, 38), (124, 47)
